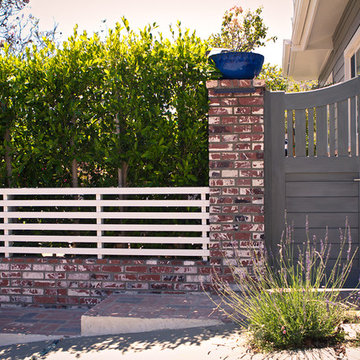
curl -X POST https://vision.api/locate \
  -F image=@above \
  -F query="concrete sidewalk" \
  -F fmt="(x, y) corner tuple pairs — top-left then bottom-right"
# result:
(1, 323), (360, 360)
(0, 292), (360, 359)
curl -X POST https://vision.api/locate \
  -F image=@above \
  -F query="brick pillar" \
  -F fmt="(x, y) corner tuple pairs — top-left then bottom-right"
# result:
(206, 79), (265, 272)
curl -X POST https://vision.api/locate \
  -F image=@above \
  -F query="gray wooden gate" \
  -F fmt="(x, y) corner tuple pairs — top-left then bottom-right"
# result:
(265, 77), (360, 285)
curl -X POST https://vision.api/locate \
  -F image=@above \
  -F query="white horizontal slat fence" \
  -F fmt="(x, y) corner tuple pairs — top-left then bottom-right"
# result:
(0, 187), (210, 260)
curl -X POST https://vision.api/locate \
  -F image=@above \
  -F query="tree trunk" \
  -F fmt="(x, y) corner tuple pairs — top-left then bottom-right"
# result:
(117, 162), (128, 188)
(71, 157), (78, 188)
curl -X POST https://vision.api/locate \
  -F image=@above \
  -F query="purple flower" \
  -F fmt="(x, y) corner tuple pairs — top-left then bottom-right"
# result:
(346, 220), (352, 262)
(305, 248), (311, 283)
(320, 237), (324, 256)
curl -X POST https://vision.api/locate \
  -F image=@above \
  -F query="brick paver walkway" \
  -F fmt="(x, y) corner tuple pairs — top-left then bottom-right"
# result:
(0, 292), (230, 337)
(0, 307), (85, 336)
(84, 293), (230, 321)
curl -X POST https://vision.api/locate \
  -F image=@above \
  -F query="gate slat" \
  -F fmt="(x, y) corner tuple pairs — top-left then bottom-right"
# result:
(0, 199), (208, 207)
(316, 106), (328, 157)
(286, 197), (358, 213)
(358, 95), (360, 157)
(0, 247), (210, 257)
(1, 223), (209, 232)
(286, 212), (359, 228)
(350, 97), (357, 156)
(295, 109), (306, 157)
(264, 91), (286, 258)
(286, 110), (294, 157)
(2, 235), (209, 244)
(308, 108), (315, 157)
(0, 211), (209, 220)
(337, 100), (349, 156)
(286, 181), (357, 197)
(329, 103), (336, 157)
(283, 77), (360, 109)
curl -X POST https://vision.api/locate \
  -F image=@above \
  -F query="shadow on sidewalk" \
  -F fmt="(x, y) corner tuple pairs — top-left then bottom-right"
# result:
(0, 323), (240, 360)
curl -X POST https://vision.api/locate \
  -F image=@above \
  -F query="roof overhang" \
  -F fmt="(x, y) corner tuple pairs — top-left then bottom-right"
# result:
(282, 0), (349, 80)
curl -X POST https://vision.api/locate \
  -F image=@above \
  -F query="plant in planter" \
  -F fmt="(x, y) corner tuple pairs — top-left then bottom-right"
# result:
(208, 6), (277, 79)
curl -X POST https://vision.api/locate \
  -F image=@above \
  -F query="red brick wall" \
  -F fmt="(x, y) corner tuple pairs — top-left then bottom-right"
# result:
(0, 257), (213, 307)
(206, 79), (266, 270)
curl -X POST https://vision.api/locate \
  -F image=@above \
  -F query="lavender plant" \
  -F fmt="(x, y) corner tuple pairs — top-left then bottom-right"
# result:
(210, 218), (357, 351)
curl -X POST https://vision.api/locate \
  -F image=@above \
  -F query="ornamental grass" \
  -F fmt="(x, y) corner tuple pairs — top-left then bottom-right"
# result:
(210, 218), (358, 351)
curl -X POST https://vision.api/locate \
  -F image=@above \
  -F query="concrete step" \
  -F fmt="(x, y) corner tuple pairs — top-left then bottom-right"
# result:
(81, 292), (229, 336)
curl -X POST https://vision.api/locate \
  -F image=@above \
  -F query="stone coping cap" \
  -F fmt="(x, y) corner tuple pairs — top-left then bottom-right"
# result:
(206, 79), (266, 89)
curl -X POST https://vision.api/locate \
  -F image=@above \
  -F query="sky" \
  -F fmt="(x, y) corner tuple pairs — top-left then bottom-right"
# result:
(23, 0), (294, 66)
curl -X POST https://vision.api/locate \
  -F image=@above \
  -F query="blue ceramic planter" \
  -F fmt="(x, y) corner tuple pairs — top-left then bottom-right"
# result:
(209, 51), (264, 79)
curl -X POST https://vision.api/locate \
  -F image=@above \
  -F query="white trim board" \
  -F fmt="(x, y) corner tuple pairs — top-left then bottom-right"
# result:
(344, 25), (360, 80)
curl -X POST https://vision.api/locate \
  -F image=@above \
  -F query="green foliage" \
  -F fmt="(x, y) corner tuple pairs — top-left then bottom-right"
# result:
(208, 5), (277, 52)
(0, 46), (24, 186)
(210, 219), (357, 351)
(259, 63), (318, 92)
(0, 19), (216, 188)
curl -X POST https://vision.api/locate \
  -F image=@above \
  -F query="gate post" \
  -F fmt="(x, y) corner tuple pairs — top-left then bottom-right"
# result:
(206, 79), (266, 274)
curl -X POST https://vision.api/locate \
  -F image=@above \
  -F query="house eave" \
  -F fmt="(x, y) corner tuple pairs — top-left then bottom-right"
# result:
(283, 0), (349, 80)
